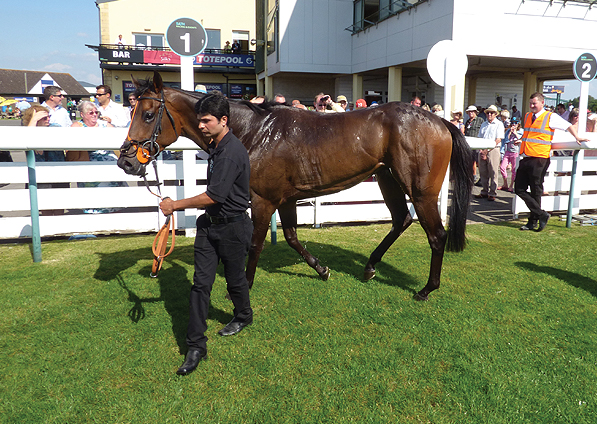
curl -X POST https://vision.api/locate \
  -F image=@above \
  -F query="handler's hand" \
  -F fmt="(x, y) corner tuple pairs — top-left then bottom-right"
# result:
(159, 198), (175, 216)
(576, 136), (590, 145)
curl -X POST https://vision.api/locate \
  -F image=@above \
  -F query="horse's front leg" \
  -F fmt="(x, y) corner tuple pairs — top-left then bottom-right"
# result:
(278, 201), (330, 280)
(246, 194), (277, 289)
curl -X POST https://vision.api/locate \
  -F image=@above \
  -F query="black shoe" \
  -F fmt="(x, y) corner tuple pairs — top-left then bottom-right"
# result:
(176, 349), (207, 375)
(536, 212), (550, 232)
(218, 318), (252, 336)
(520, 220), (537, 231)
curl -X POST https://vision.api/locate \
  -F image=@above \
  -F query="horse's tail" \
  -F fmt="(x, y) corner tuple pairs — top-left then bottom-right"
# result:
(442, 120), (474, 252)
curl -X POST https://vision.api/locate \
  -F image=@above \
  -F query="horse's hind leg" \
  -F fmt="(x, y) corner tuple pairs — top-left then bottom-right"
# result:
(410, 196), (447, 301)
(364, 167), (413, 280)
(278, 201), (330, 280)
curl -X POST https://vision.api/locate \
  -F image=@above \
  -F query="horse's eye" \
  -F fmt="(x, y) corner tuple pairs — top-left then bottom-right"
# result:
(143, 111), (155, 122)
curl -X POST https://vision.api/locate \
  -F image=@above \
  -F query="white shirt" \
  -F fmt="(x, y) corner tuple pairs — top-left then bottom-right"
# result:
(478, 119), (505, 144)
(98, 100), (129, 128)
(41, 102), (72, 127)
(533, 109), (571, 132)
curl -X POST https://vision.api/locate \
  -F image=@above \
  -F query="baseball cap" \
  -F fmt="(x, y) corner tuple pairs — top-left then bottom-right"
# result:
(336, 95), (347, 103)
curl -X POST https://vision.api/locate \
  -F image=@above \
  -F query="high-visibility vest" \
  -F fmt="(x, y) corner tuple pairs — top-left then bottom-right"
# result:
(520, 111), (555, 158)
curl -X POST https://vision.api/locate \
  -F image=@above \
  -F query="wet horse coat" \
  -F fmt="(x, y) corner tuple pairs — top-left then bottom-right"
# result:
(118, 72), (473, 300)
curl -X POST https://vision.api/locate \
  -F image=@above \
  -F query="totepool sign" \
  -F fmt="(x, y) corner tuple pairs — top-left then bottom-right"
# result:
(195, 54), (254, 67)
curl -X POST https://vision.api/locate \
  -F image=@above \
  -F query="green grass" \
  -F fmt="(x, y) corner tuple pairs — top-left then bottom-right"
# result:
(1, 219), (597, 423)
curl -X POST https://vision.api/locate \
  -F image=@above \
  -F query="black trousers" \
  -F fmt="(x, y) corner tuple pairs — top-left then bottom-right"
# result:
(186, 213), (253, 352)
(514, 156), (551, 221)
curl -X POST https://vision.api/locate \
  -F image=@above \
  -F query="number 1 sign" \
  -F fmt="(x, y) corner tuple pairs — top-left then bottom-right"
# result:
(166, 18), (207, 57)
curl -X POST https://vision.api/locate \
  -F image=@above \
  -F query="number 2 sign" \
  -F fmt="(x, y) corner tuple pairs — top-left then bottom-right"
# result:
(574, 53), (597, 83)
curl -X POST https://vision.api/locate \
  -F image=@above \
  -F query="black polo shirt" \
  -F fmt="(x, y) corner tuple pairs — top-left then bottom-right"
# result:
(205, 128), (250, 217)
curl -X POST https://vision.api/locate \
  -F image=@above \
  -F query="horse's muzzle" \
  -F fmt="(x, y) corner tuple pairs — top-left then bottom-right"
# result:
(117, 154), (147, 176)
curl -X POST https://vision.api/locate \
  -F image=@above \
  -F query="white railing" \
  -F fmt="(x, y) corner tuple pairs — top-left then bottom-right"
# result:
(1, 126), (595, 241)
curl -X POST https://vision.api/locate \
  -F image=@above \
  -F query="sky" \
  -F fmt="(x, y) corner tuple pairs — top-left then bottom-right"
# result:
(0, 1), (102, 85)
(0, 1), (593, 101)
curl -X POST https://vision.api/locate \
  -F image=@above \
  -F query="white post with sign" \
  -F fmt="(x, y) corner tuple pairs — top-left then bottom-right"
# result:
(166, 17), (208, 236)
(568, 53), (596, 220)
(427, 40), (468, 223)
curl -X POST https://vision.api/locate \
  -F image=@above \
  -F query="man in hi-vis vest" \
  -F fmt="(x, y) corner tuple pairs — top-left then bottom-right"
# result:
(515, 92), (588, 232)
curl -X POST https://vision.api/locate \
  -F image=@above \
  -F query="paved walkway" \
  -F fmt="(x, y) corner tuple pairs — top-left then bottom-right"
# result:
(467, 180), (517, 224)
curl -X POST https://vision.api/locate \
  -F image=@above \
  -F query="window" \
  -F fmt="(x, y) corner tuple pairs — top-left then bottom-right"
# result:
(352, 0), (416, 33)
(267, 0), (278, 56)
(206, 29), (221, 50)
(232, 30), (250, 53)
(133, 33), (164, 48)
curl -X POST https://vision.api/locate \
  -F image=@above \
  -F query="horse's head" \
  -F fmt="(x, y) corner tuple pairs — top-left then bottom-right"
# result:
(118, 71), (180, 176)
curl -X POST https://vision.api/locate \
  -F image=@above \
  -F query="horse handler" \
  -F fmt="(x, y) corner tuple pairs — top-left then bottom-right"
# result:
(159, 93), (253, 375)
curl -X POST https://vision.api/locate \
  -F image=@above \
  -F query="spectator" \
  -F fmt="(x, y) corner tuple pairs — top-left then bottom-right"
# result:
(22, 105), (66, 162)
(223, 41), (232, 53)
(314, 93), (344, 113)
(499, 117), (522, 192)
(450, 110), (465, 134)
(291, 100), (307, 110)
(250, 95), (266, 104)
(499, 109), (511, 127)
(421, 103), (431, 111)
(127, 92), (137, 117)
(41, 86), (72, 128)
(511, 105), (522, 121)
(567, 108), (596, 157)
(474, 105), (505, 201)
(273, 94), (286, 104)
(232, 40), (241, 54)
(67, 101), (114, 161)
(336, 95), (348, 111)
(556, 103), (570, 121)
(95, 84), (129, 127)
(114, 34), (126, 46)
(431, 104), (444, 117)
(465, 105), (485, 185)
(355, 99), (367, 109)
(410, 96), (422, 107)
(515, 92), (588, 231)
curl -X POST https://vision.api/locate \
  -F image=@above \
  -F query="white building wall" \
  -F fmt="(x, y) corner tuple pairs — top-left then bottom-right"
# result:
(352, 0), (454, 72)
(268, 0), (353, 76)
(453, 0), (597, 60)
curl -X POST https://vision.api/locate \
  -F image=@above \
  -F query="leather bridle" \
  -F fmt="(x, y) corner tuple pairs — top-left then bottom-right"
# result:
(121, 89), (178, 277)
(121, 89), (179, 166)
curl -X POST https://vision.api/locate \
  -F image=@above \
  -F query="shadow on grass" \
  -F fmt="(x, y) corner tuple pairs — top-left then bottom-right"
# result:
(516, 261), (597, 297)
(93, 238), (423, 351)
(96, 245), (233, 354)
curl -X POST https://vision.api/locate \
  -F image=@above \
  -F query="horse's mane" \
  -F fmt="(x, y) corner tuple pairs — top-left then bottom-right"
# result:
(135, 77), (295, 117)
(135, 77), (206, 101)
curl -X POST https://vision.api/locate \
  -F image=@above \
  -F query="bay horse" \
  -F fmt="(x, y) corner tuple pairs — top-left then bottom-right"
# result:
(118, 71), (473, 301)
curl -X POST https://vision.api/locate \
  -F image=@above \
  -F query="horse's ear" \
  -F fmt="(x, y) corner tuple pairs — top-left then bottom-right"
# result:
(152, 71), (164, 93)
(131, 74), (140, 88)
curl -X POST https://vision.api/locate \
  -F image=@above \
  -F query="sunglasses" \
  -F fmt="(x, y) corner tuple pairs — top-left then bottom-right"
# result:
(96, 93), (108, 97)
(87, 111), (100, 115)
(52, 94), (64, 98)
(486, 111), (497, 115)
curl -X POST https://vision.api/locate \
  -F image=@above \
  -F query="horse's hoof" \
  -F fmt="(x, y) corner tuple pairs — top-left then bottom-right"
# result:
(363, 269), (376, 281)
(413, 292), (429, 301)
(320, 267), (330, 281)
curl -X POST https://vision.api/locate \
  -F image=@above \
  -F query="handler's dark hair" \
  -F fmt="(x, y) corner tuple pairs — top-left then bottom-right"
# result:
(195, 93), (230, 121)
